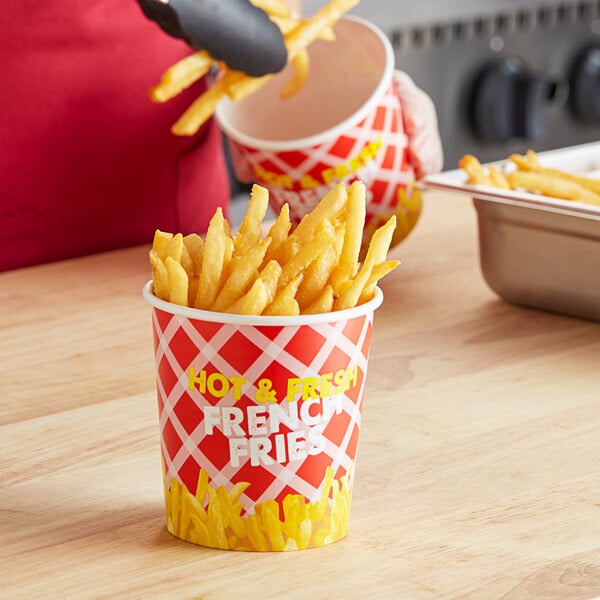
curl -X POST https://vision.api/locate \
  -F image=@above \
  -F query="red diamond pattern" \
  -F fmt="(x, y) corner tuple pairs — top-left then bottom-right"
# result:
(171, 391), (204, 436)
(150, 302), (377, 514)
(217, 330), (264, 374)
(169, 326), (201, 370)
(189, 319), (224, 342)
(329, 135), (356, 159)
(372, 105), (386, 130)
(157, 354), (179, 398)
(228, 78), (416, 230)
(284, 326), (327, 365)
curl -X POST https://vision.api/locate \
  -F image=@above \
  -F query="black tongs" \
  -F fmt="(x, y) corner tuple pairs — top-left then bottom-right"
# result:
(136, 0), (288, 77)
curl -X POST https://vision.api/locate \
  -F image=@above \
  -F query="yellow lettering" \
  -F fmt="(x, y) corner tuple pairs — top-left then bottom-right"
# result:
(334, 163), (350, 180)
(302, 376), (319, 401)
(321, 167), (335, 185)
(188, 367), (247, 400)
(320, 372), (333, 398)
(188, 366), (206, 392)
(286, 377), (303, 402)
(319, 136), (384, 185)
(346, 363), (358, 390)
(230, 375), (246, 401)
(300, 174), (320, 189)
(251, 165), (293, 190)
(252, 165), (269, 181)
(360, 145), (374, 161)
(279, 174), (294, 190)
(286, 365), (359, 402)
(349, 155), (363, 172)
(207, 372), (229, 398)
(333, 368), (346, 394)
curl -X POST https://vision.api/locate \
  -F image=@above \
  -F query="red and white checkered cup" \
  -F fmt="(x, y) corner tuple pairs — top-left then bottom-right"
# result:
(143, 282), (383, 551)
(216, 16), (420, 241)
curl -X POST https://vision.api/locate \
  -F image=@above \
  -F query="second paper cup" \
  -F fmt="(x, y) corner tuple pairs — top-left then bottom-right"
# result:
(216, 16), (420, 244)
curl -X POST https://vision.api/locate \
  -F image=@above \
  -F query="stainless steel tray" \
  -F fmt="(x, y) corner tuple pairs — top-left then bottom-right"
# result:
(422, 142), (600, 321)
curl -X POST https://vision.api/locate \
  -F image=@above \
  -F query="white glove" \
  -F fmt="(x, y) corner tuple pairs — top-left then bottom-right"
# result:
(393, 70), (444, 179)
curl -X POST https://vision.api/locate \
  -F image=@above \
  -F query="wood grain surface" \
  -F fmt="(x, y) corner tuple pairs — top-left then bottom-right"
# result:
(1, 192), (599, 599)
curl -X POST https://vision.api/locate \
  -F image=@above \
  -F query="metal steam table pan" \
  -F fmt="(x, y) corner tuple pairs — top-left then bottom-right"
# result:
(423, 142), (600, 321)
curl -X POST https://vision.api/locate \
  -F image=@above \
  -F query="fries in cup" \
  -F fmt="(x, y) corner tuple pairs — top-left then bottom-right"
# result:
(149, 181), (399, 314)
(144, 180), (394, 551)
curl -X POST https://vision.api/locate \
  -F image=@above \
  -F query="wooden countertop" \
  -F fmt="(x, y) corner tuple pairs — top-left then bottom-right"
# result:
(2, 192), (600, 599)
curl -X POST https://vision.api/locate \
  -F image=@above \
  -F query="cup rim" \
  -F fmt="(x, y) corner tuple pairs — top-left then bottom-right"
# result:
(214, 15), (394, 152)
(143, 281), (383, 326)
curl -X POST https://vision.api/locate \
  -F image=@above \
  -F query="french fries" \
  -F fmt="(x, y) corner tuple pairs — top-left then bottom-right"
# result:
(509, 150), (600, 197)
(459, 151), (600, 207)
(279, 48), (310, 100)
(149, 51), (214, 103)
(164, 465), (351, 551)
(149, 181), (399, 315)
(150, 0), (361, 136)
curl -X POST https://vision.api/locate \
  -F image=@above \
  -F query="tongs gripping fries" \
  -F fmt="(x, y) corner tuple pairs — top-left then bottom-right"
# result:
(137, 0), (287, 77)
(144, 0), (362, 136)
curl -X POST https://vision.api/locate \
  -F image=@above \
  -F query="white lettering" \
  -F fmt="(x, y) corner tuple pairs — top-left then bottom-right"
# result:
(203, 406), (221, 435)
(308, 426), (327, 455)
(323, 394), (343, 420)
(274, 433), (287, 463)
(222, 407), (245, 437)
(299, 397), (321, 426)
(287, 430), (307, 462)
(249, 437), (274, 466)
(229, 438), (248, 467)
(268, 402), (299, 433)
(247, 405), (268, 435)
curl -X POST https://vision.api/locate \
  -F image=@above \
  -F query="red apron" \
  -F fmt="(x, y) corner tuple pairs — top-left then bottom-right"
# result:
(0, 0), (230, 271)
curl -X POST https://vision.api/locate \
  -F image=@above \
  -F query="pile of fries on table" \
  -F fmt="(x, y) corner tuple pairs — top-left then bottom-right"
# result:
(149, 181), (399, 316)
(460, 150), (600, 207)
(151, 0), (361, 136)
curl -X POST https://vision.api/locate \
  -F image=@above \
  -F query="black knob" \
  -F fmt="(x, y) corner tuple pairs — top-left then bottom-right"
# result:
(569, 44), (600, 124)
(470, 56), (564, 143)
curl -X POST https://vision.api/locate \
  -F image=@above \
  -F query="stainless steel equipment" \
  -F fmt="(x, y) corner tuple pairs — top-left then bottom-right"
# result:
(423, 142), (600, 322)
(319, 0), (600, 167)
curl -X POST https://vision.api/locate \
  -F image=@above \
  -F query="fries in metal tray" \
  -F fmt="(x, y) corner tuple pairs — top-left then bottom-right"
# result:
(459, 150), (600, 207)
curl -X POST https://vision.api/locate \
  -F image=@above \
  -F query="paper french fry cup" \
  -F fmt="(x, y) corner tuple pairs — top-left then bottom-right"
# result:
(216, 16), (420, 244)
(143, 281), (383, 551)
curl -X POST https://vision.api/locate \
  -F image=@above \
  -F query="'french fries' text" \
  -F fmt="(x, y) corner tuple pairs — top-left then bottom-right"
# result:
(195, 365), (356, 467)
